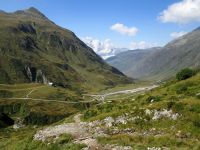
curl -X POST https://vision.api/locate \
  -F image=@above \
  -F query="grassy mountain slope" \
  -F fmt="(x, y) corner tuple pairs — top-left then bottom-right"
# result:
(0, 7), (131, 92)
(106, 48), (161, 78)
(81, 72), (200, 149)
(133, 27), (200, 80)
(106, 27), (200, 81)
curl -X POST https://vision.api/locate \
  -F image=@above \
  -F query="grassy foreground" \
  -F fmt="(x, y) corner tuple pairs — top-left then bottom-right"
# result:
(0, 83), (88, 149)
(0, 127), (86, 150)
(82, 73), (200, 149)
(0, 73), (200, 149)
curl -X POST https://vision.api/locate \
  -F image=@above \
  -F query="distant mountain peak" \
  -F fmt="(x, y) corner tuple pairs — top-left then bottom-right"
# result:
(26, 7), (42, 15)
(14, 7), (48, 20)
(27, 7), (39, 12)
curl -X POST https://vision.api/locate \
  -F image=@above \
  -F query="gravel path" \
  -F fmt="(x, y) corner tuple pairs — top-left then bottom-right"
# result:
(25, 89), (35, 98)
(34, 114), (106, 150)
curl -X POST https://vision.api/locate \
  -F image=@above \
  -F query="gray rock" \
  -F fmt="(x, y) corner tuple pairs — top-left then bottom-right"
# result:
(24, 66), (48, 84)
(104, 117), (114, 127)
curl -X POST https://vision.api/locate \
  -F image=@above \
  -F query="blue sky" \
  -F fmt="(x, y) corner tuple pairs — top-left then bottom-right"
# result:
(0, 0), (200, 58)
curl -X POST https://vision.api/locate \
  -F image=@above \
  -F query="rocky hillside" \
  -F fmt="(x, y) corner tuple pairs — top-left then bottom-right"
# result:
(106, 27), (200, 81)
(0, 7), (131, 91)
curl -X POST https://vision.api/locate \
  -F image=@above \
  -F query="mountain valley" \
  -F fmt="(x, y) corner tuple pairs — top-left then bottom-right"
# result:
(0, 5), (199, 150)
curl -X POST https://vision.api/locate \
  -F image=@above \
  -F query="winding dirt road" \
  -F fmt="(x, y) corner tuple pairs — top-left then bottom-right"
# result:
(2, 85), (158, 104)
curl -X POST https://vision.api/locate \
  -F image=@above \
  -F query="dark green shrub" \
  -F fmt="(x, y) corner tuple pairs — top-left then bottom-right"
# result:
(189, 104), (200, 113)
(191, 115), (200, 127)
(176, 68), (196, 81)
(169, 95), (179, 101)
(176, 85), (188, 94)
(104, 103), (114, 112)
(83, 109), (97, 119)
(167, 101), (176, 109)
(172, 102), (185, 112)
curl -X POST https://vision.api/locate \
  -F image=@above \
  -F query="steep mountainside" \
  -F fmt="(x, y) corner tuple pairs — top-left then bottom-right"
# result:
(107, 27), (200, 81)
(106, 48), (161, 78)
(0, 7), (131, 91)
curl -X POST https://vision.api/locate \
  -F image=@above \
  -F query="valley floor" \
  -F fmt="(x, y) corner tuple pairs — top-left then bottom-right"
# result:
(0, 74), (200, 149)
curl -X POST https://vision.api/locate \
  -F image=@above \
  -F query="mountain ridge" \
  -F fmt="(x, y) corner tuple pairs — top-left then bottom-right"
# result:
(0, 7), (132, 92)
(13, 7), (49, 20)
(106, 26), (200, 80)
(106, 47), (162, 78)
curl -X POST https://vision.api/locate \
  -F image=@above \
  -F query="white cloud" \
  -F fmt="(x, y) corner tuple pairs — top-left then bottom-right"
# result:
(130, 41), (158, 50)
(82, 37), (159, 59)
(170, 31), (187, 39)
(110, 23), (138, 36)
(159, 0), (200, 24)
(82, 37), (115, 59)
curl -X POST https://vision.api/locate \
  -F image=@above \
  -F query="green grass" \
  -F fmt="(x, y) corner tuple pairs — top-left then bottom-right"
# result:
(0, 83), (80, 101)
(81, 73), (200, 149)
(0, 83), (87, 126)
(1, 73), (200, 149)
(97, 134), (199, 150)
(0, 127), (86, 150)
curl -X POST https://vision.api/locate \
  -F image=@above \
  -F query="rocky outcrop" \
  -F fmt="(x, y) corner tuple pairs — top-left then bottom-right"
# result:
(25, 66), (32, 81)
(145, 109), (180, 120)
(19, 36), (37, 50)
(35, 69), (48, 84)
(18, 23), (36, 34)
(24, 66), (48, 84)
(13, 118), (25, 130)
